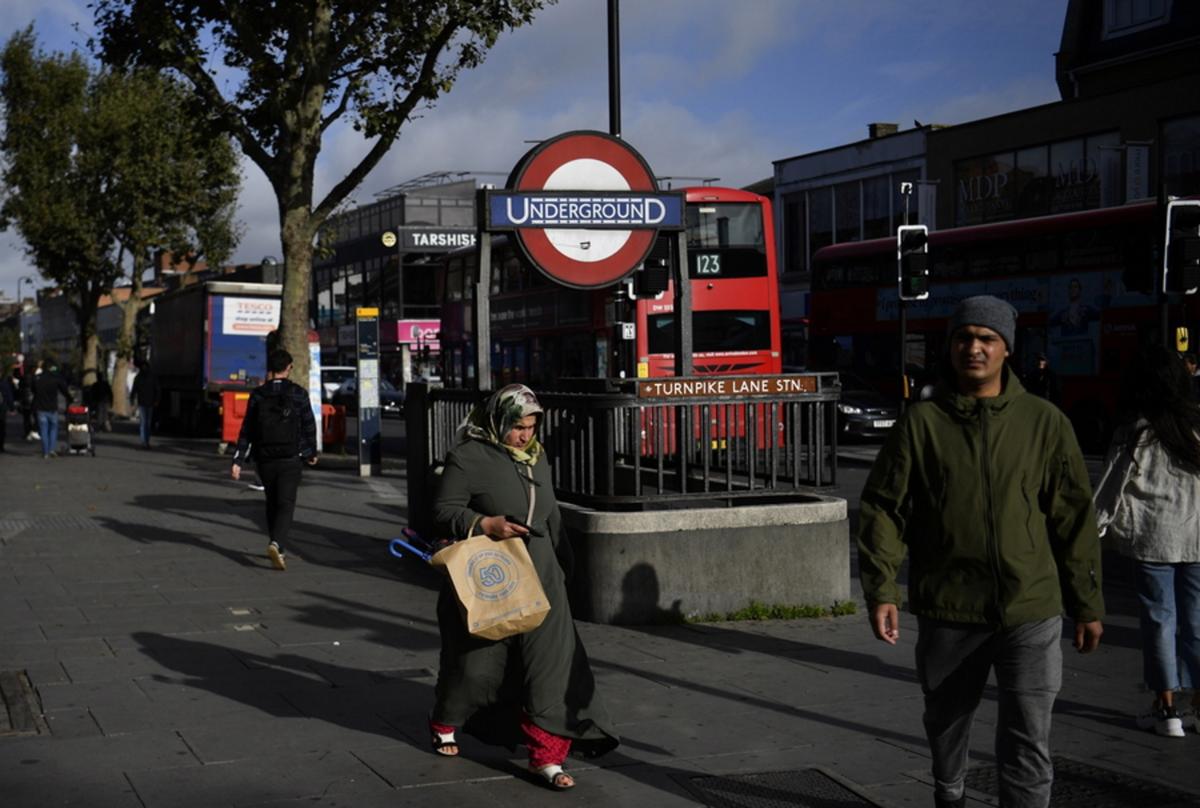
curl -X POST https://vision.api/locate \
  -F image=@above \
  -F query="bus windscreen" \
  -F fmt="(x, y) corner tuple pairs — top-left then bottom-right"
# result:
(647, 311), (772, 354)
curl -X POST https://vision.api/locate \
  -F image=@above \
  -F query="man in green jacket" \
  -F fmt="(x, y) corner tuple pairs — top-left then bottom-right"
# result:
(858, 295), (1104, 808)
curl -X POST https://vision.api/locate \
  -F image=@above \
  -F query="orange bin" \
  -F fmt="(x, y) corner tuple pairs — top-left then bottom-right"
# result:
(221, 391), (251, 444)
(322, 404), (346, 448)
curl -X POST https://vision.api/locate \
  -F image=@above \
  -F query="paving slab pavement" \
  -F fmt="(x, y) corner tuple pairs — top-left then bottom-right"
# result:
(0, 416), (1197, 807)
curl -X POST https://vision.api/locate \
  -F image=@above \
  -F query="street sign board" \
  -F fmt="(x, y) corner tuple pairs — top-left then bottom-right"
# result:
(499, 130), (683, 289)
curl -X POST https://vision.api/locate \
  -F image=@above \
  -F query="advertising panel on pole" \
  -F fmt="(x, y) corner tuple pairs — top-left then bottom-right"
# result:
(487, 130), (684, 289)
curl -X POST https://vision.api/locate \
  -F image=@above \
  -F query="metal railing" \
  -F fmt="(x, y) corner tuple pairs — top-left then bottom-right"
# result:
(407, 375), (840, 521)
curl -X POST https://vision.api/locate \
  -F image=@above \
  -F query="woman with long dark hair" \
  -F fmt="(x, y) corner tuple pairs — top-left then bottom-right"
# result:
(1095, 346), (1200, 737)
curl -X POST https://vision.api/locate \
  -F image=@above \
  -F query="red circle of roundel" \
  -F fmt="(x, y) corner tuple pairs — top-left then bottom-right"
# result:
(511, 130), (660, 290)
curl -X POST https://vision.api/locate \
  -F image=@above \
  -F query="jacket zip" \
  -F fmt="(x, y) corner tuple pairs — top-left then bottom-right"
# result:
(979, 401), (1004, 626)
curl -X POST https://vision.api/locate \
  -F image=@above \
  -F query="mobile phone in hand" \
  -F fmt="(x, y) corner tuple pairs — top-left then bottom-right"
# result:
(504, 515), (531, 530)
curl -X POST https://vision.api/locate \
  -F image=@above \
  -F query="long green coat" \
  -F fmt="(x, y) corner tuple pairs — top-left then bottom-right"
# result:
(431, 437), (618, 755)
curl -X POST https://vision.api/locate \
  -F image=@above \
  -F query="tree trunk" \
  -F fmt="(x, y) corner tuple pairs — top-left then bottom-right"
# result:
(75, 283), (102, 388)
(279, 205), (315, 385)
(111, 264), (146, 417)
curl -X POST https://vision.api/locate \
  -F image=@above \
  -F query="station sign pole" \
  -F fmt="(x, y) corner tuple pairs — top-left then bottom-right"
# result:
(355, 307), (381, 477)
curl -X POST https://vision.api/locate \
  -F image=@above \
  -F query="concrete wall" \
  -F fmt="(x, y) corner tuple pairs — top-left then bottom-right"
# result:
(561, 496), (849, 625)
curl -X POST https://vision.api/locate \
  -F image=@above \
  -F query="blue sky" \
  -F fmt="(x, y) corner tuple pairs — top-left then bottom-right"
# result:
(0, 0), (1069, 299)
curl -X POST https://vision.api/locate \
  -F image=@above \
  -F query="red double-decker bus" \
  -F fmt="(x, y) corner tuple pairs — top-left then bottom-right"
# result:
(809, 200), (1197, 450)
(437, 186), (782, 388)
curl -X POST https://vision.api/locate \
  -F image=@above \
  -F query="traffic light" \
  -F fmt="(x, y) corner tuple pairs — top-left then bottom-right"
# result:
(633, 256), (670, 298)
(897, 225), (929, 301)
(1164, 199), (1200, 295)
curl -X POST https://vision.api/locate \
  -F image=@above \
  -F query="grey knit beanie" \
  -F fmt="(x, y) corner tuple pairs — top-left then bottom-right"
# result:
(947, 295), (1017, 351)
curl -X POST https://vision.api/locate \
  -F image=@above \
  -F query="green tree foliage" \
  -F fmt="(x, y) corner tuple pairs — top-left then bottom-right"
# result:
(0, 30), (120, 384)
(89, 68), (242, 415)
(0, 28), (242, 393)
(93, 0), (552, 380)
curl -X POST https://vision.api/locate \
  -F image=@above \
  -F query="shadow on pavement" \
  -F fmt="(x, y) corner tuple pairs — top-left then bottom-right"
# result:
(132, 631), (434, 751)
(92, 515), (263, 568)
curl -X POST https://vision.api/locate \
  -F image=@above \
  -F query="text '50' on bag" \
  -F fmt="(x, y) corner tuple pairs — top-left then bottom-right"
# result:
(430, 518), (550, 641)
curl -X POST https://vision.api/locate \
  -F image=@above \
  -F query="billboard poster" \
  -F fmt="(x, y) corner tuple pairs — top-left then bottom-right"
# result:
(877, 271), (1155, 375)
(221, 297), (280, 335)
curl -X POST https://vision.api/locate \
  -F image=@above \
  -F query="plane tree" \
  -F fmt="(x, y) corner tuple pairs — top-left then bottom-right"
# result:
(93, 0), (552, 381)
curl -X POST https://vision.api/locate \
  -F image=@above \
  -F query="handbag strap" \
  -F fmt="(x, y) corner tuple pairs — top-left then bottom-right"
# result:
(466, 514), (484, 539)
(524, 465), (536, 526)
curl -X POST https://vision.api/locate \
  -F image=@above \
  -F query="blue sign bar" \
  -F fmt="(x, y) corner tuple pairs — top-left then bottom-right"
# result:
(488, 191), (685, 231)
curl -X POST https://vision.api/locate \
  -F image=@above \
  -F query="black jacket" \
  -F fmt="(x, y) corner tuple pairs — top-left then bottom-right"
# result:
(0, 376), (14, 411)
(131, 368), (160, 407)
(232, 378), (318, 464)
(32, 372), (70, 412)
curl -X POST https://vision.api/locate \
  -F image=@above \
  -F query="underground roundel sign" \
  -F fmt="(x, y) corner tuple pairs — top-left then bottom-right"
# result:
(488, 130), (684, 290)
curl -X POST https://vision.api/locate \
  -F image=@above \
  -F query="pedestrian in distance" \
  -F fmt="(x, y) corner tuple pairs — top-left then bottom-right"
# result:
(0, 367), (15, 452)
(230, 349), (318, 571)
(32, 359), (72, 459)
(130, 358), (160, 448)
(18, 360), (39, 441)
(1093, 345), (1200, 737)
(86, 372), (113, 432)
(430, 383), (618, 790)
(858, 295), (1104, 808)
(1024, 352), (1061, 406)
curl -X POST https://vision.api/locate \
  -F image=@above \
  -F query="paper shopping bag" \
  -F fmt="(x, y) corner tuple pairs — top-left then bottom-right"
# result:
(431, 531), (550, 641)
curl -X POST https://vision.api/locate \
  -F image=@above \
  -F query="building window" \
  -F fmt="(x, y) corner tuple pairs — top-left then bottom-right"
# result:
(808, 187), (833, 270)
(1163, 114), (1200, 198)
(863, 176), (891, 240)
(782, 193), (806, 275)
(834, 181), (861, 244)
(1103, 0), (1171, 38)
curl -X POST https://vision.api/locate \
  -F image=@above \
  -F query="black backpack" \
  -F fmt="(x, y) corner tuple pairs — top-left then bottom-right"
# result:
(255, 386), (298, 459)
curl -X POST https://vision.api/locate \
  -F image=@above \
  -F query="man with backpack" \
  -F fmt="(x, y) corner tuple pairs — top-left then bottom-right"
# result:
(230, 349), (318, 571)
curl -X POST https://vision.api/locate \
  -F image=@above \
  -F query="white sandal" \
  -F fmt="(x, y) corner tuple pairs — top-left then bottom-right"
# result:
(530, 764), (575, 790)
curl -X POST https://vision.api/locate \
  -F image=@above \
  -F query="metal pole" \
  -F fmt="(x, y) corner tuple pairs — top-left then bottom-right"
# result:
(899, 300), (908, 412)
(899, 187), (912, 412)
(673, 230), (692, 376)
(474, 190), (492, 389)
(607, 0), (621, 138)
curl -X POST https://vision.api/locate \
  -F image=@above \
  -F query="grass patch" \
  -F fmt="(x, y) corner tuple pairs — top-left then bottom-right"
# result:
(691, 599), (857, 623)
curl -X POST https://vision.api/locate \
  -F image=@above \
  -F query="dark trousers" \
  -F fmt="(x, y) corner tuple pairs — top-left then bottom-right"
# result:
(916, 616), (1062, 808)
(257, 457), (303, 552)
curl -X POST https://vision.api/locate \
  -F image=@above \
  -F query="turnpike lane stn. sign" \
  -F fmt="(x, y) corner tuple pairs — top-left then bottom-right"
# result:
(488, 130), (684, 290)
(638, 375), (819, 399)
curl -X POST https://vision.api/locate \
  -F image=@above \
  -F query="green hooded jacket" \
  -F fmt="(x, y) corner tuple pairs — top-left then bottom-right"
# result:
(858, 369), (1104, 627)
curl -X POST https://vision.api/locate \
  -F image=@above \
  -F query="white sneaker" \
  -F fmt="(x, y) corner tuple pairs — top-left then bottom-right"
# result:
(1136, 705), (1185, 737)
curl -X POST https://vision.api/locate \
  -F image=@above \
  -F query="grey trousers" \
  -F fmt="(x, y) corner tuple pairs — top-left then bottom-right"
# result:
(916, 616), (1062, 808)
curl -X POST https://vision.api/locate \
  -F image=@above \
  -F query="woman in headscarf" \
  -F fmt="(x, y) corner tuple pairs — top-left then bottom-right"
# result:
(428, 384), (618, 789)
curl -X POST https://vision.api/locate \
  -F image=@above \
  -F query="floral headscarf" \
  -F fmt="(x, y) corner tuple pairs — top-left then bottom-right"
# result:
(458, 384), (544, 465)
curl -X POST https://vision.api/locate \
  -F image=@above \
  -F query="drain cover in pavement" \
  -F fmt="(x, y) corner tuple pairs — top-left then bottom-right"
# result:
(964, 755), (1200, 807)
(679, 768), (883, 808)
(0, 671), (48, 737)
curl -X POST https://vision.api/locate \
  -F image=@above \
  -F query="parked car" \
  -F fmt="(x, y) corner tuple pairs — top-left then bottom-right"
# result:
(320, 366), (356, 402)
(331, 377), (404, 418)
(835, 372), (899, 440)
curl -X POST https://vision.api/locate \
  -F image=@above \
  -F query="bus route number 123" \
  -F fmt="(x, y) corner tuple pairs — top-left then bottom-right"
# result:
(696, 254), (721, 276)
